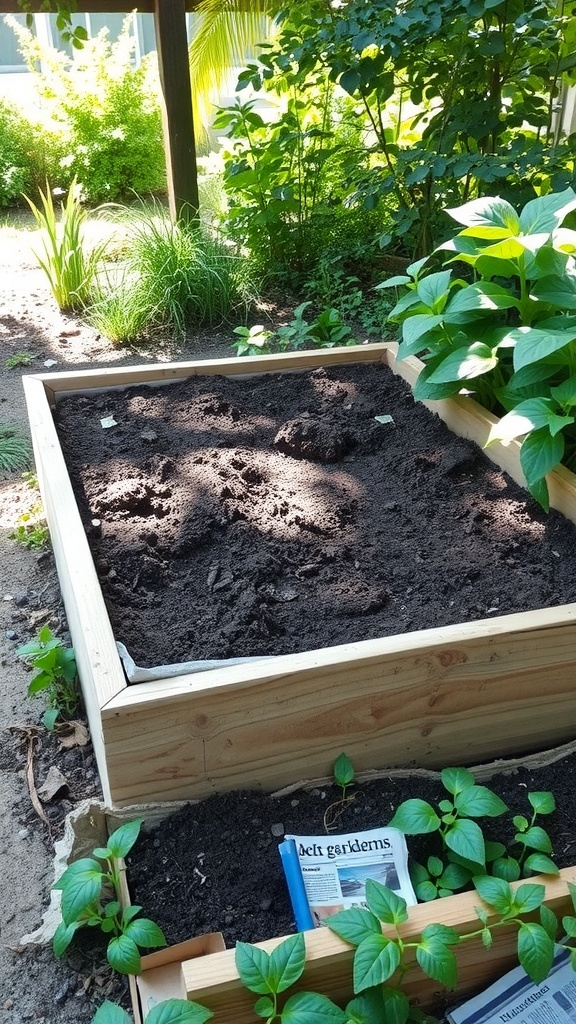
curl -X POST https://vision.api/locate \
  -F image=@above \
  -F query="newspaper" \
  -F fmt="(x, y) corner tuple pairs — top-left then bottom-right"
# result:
(447, 948), (576, 1024)
(278, 827), (417, 931)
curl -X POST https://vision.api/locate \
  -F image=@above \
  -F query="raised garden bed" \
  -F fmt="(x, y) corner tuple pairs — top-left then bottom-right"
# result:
(23, 344), (576, 807)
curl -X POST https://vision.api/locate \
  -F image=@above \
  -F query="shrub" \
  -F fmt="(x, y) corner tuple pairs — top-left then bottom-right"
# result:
(6, 14), (166, 202)
(0, 99), (34, 206)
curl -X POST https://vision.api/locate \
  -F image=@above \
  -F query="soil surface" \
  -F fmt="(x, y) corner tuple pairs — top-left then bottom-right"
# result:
(127, 753), (576, 952)
(55, 362), (576, 669)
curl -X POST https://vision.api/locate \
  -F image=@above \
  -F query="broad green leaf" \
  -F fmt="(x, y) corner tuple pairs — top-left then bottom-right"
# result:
(281, 991), (347, 1024)
(42, 708), (60, 731)
(53, 858), (104, 925)
(474, 875), (514, 914)
(447, 197), (520, 235)
(441, 767), (475, 796)
(528, 792), (556, 815)
(124, 917), (167, 950)
(444, 282), (519, 318)
(353, 934), (401, 991)
(92, 1002), (133, 1024)
(428, 857), (444, 878)
(427, 343), (498, 384)
(440, 863), (473, 891)
(540, 904), (558, 940)
(254, 997), (274, 1018)
(514, 826), (553, 854)
(344, 989), (387, 1024)
(146, 999), (213, 1024)
(527, 474), (550, 512)
(524, 853), (559, 875)
(569, 881), (576, 913)
(517, 922), (554, 984)
(106, 819), (144, 860)
(563, 915), (576, 938)
(512, 883), (546, 914)
(397, 327), (446, 360)
(552, 227), (576, 252)
(415, 879), (439, 902)
(421, 924), (460, 946)
(413, 360), (464, 401)
(485, 841), (507, 861)
(416, 271), (452, 311)
(402, 314), (444, 348)
(388, 290), (424, 320)
(487, 398), (557, 444)
(531, 274), (576, 309)
(445, 819), (485, 865)
(520, 429), (564, 488)
(365, 880), (408, 925)
(416, 937), (458, 988)
(454, 785), (507, 818)
(381, 986), (410, 1024)
(491, 856), (521, 882)
(268, 932), (306, 993)
(235, 942), (272, 995)
(326, 906), (382, 945)
(107, 934), (142, 975)
(376, 275), (411, 289)
(478, 237), (526, 260)
(388, 799), (440, 834)
(551, 375), (576, 408)
(53, 919), (81, 957)
(333, 753), (355, 789)
(520, 189), (576, 235)
(511, 326), (576, 371)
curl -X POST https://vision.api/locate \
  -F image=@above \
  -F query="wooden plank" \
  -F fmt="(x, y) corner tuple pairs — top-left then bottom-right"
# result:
(153, 0), (200, 221)
(23, 376), (128, 805)
(180, 867), (576, 1022)
(100, 606), (576, 804)
(32, 344), (390, 399)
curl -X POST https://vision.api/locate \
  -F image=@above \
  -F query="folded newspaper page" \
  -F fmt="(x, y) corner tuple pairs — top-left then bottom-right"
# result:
(447, 948), (576, 1024)
(279, 827), (417, 931)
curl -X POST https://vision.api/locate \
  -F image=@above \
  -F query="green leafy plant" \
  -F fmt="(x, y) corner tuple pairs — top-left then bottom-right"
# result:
(53, 819), (166, 975)
(324, 752), (357, 833)
(326, 874), (576, 1022)
(8, 14), (165, 202)
(92, 999), (212, 1024)
(25, 179), (102, 311)
(235, 931), (347, 1023)
(0, 426), (31, 475)
(5, 351), (36, 368)
(232, 324), (275, 356)
(380, 188), (576, 509)
(388, 767), (558, 900)
(9, 503), (49, 550)
(17, 625), (79, 730)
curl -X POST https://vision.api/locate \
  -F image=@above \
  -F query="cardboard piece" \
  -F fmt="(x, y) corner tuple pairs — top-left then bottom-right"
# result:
(130, 933), (226, 1024)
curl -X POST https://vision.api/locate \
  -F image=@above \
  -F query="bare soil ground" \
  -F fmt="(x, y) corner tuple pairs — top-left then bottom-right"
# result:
(0, 211), (245, 1023)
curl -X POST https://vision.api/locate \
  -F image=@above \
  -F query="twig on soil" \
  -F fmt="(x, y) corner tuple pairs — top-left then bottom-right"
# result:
(9, 725), (52, 834)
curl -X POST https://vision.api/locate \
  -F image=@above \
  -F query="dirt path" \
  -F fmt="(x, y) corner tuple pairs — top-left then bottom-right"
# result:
(0, 214), (236, 1022)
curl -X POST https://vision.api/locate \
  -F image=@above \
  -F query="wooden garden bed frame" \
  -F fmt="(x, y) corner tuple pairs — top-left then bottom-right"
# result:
(23, 343), (576, 807)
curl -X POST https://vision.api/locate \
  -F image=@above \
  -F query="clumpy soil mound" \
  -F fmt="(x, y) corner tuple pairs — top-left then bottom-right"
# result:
(126, 753), (576, 948)
(54, 361), (576, 668)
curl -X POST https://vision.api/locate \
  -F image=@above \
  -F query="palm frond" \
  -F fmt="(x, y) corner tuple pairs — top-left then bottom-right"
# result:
(189, 0), (278, 142)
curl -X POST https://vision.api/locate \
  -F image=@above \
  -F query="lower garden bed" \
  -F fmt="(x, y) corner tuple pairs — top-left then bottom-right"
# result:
(24, 345), (576, 806)
(108, 745), (576, 1022)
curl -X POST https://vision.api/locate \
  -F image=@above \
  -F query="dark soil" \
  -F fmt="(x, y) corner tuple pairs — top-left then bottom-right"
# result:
(126, 753), (576, 949)
(53, 360), (576, 669)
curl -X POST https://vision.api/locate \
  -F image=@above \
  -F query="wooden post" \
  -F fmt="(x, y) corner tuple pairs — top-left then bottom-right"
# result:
(153, 0), (200, 223)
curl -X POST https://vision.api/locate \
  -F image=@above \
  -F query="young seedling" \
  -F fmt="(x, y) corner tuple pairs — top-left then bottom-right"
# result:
(5, 351), (36, 369)
(53, 819), (166, 975)
(235, 931), (347, 1023)
(17, 625), (79, 730)
(9, 503), (49, 550)
(324, 752), (357, 832)
(232, 324), (275, 356)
